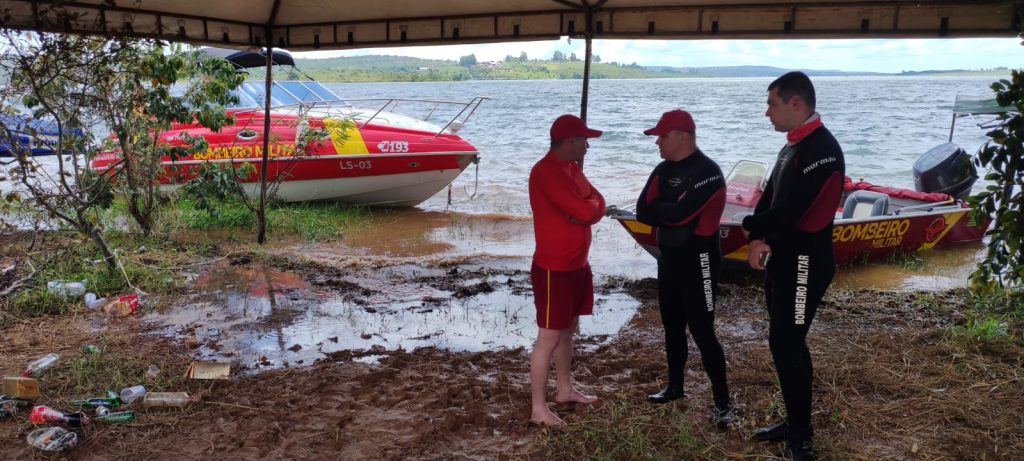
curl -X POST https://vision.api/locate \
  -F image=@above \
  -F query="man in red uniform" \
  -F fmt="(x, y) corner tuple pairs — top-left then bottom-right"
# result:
(528, 114), (606, 426)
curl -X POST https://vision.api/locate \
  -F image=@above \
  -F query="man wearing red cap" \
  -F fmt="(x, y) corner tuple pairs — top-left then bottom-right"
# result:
(527, 114), (606, 426)
(742, 71), (845, 461)
(635, 109), (735, 427)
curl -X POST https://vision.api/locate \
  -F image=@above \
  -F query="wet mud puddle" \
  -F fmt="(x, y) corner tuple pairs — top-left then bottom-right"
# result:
(144, 258), (640, 373)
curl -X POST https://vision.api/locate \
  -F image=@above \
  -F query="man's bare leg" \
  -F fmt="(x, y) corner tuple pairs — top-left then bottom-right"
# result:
(530, 327), (565, 425)
(553, 317), (598, 404)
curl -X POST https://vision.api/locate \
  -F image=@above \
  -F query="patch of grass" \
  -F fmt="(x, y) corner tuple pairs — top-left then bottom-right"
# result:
(884, 251), (924, 271)
(530, 394), (710, 460)
(951, 315), (1011, 344)
(266, 201), (369, 241)
(2, 228), (221, 320)
(968, 289), (1024, 319)
(156, 197), (370, 242)
(7, 289), (78, 317)
(180, 199), (256, 231)
(42, 337), (196, 404)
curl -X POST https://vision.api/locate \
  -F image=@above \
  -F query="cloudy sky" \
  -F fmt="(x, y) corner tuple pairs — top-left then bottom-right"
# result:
(298, 37), (1022, 73)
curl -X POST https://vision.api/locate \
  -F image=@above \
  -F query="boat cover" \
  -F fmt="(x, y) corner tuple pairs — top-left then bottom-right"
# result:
(197, 47), (296, 68)
(844, 177), (953, 203)
(952, 96), (1015, 115)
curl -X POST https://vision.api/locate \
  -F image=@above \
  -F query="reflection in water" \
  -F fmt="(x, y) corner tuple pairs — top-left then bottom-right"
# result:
(148, 210), (985, 374)
(831, 242), (985, 291)
(320, 208), (984, 292)
(147, 260), (639, 373)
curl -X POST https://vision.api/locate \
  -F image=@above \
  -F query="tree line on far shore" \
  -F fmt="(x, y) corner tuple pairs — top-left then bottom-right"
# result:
(288, 54), (672, 83)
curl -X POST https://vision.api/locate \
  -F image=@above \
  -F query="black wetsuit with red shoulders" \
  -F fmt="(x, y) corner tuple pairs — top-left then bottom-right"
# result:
(636, 150), (730, 409)
(741, 117), (845, 444)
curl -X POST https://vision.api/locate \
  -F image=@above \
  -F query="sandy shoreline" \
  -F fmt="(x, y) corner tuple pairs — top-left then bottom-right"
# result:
(1, 225), (1021, 459)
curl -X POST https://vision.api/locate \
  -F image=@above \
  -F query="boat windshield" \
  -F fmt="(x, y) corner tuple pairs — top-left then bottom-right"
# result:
(227, 81), (347, 109)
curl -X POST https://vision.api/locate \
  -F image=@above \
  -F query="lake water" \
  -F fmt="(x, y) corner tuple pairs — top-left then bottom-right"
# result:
(5, 76), (999, 288)
(325, 76), (999, 216)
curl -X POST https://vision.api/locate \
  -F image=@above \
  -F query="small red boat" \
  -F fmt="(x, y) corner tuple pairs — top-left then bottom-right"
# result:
(609, 97), (1009, 266)
(91, 48), (486, 206)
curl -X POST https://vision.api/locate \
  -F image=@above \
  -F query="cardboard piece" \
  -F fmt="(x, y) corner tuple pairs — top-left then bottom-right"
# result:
(3, 376), (41, 400)
(185, 361), (230, 380)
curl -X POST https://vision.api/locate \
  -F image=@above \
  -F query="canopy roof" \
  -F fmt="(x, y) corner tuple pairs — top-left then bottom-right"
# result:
(3, 1), (1020, 51)
(953, 95), (1017, 115)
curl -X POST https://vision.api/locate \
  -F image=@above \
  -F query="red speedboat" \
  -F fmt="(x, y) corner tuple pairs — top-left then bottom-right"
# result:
(91, 48), (486, 206)
(609, 96), (1009, 266)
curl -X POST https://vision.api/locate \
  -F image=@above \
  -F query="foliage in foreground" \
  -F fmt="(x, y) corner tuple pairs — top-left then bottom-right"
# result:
(969, 69), (1024, 290)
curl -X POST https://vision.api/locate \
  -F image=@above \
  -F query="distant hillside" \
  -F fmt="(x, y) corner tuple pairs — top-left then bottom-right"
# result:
(291, 55), (669, 82)
(282, 55), (1011, 82)
(646, 65), (886, 78)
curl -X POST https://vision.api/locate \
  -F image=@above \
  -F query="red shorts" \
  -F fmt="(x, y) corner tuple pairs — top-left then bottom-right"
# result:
(531, 263), (594, 330)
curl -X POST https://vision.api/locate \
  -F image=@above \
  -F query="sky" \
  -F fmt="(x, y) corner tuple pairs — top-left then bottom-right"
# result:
(297, 37), (1023, 73)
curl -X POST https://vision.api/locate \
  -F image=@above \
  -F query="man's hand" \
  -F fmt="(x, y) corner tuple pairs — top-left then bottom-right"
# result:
(747, 239), (771, 270)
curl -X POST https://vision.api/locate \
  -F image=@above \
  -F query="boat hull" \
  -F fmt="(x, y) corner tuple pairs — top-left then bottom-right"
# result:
(613, 205), (989, 267)
(160, 153), (475, 206)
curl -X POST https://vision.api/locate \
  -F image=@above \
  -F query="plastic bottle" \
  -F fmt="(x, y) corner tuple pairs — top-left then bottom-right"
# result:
(96, 410), (135, 424)
(47, 281), (86, 298)
(29, 405), (90, 427)
(26, 426), (78, 451)
(142, 392), (193, 408)
(23, 353), (60, 377)
(84, 293), (108, 310)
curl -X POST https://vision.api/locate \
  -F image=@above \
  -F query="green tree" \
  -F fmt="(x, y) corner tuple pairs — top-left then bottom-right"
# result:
(458, 54), (477, 66)
(98, 43), (243, 236)
(969, 69), (1024, 290)
(519, 51), (529, 62)
(1, 31), (122, 272)
(593, 54), (601, 63)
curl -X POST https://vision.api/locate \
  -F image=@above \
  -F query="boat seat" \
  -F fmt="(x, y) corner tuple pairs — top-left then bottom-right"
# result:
(842, 190), (890, 219)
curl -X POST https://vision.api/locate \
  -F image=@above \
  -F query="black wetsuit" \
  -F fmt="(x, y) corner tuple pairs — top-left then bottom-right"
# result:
(742, 119), (845, 443)
(636, 149), (730, 409)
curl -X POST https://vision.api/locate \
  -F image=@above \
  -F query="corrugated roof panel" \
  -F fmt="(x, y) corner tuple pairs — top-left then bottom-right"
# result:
(0, 0), (1016, 49)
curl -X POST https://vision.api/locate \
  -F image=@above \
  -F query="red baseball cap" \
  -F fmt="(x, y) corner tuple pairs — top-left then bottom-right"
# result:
(644, 109), (696, 136)
(550, 114), (603, 142)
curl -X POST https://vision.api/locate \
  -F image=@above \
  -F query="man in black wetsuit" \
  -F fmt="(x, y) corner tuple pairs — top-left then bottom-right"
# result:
(742, 71), (845, 461)
(635, 109), (735, 427)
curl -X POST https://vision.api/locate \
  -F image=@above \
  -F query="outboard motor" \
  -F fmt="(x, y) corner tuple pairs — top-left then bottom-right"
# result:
(912, 142), (978, 200)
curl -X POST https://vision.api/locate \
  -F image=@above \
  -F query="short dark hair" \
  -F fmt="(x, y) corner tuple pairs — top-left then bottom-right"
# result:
(768, 71), (816, 111)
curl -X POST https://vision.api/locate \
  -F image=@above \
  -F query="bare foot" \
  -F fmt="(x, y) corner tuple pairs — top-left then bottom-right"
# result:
(529, 406), (566, 427)
(554, 389), (598, 405)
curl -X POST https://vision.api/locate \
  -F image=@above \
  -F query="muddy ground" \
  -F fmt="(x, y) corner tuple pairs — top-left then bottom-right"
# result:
(1, 243), (1022, 460)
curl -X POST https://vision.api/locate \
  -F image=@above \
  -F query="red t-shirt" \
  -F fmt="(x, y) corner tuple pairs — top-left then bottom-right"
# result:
(529, 152), (605, 271)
